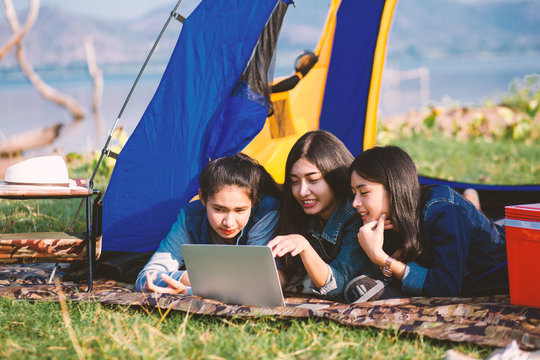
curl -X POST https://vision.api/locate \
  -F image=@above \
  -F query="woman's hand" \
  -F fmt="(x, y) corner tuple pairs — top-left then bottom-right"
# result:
(357, 213), (388, 267)
(268, 234), (310, 257)
(144, 272), (188, 294)
(268, 234), (328, 289)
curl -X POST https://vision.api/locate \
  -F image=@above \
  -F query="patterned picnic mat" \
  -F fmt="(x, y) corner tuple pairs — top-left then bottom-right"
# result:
(1, 264), (539, 350)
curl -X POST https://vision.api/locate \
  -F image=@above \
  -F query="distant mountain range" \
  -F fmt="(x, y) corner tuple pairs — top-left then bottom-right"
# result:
(0, 5), (181, 70)
(387, 0), (540, 60)
(1, 0), (539, 73)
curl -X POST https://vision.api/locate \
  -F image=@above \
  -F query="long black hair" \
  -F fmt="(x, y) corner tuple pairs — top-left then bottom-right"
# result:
(280, 130), (353, 235)
(199, 153), (281, 205)
(350, 146), (430, 264)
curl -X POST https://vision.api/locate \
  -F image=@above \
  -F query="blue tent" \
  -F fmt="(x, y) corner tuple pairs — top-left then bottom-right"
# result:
(102, 0), (398, 255)
(102, 0), (288, 253)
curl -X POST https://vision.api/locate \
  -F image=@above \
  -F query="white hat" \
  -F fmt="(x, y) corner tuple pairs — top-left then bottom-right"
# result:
(5, 156), (69, 186)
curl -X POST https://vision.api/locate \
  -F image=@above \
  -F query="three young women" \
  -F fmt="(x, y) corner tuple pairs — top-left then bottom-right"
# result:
(137, 132), (507, 302)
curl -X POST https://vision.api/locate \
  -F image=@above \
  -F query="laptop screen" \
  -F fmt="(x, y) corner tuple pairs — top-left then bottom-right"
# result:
(181, 244), (285, 307)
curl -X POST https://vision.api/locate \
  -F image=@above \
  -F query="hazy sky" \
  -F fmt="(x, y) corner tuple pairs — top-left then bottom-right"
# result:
(11, 0), (525, 21)
(14, 0), (186, 20)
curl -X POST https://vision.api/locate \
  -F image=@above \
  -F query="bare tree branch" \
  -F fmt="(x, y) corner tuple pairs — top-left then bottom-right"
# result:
(3, 0), (85, 121)
(0, 123), (63, 155)
(84, 36), (105, 141)
(0, 0), (38, 61)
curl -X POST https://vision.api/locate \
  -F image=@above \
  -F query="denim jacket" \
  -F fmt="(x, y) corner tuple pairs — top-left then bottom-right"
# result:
(285, 199), (378, 301)
(402, 185), (507, 297)
(135, 195), (280, 291)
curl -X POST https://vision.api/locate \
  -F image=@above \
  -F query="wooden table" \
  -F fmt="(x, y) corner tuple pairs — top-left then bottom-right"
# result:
(0, 180), (102, 291)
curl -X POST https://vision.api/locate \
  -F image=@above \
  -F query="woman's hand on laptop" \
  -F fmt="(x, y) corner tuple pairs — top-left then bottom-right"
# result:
(268, 235), (309, 257)
(145, 272), (188, 294)
(269, 235), (330, 289)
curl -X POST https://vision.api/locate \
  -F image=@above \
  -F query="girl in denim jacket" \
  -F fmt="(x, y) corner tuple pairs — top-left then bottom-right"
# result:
(348, 145), (507, 300)
(268, 131), (378, 301)
(136, 153), (281, 294)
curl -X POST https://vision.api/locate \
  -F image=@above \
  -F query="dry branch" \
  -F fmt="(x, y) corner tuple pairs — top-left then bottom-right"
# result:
(3, 0), (85, 121)
(0, 0), (38, 61)
(84, 36), (105, 141)
(0, 123), (63, 155)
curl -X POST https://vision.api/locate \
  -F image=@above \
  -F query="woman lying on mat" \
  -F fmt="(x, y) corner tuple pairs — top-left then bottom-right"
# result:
(268, 130), (378, 301)
(346, 145), (507, 302)
(136, 153), (281, 294)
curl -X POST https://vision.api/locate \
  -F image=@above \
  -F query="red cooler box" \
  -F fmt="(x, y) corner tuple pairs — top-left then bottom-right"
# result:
(505, 203), (540, 308)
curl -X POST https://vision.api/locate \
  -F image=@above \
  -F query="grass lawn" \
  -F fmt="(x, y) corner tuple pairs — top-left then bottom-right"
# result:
(378, 133), (540, 185)
(0, 298), (493, 359)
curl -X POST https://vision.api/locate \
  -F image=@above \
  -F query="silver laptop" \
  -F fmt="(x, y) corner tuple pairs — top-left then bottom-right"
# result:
(181, 244), (328, 309)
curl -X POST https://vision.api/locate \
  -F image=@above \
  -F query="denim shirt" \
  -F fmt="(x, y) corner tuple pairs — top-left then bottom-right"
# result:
(285, 199), (378, 301)
(402, 185), (507, 297)
(135, 195), (280, 291)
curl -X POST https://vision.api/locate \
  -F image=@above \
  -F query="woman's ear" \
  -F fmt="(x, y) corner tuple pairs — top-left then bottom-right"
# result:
(198, 189), (205, 206)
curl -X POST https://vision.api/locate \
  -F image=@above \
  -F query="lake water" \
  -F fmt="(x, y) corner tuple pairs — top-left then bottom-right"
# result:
(1, 53), (539, 156)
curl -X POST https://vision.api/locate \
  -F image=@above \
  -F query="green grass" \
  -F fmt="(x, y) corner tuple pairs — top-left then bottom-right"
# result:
(0, 153), (109, 234)
(377, 132), (540, 185)
(0, 298), (492, 359)
(0, 197), (88, 234)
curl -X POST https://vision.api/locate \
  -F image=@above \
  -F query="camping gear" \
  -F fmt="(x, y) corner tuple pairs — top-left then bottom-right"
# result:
(505, 203), (540, 308)
(2, 155), (103, 290)
(0, 178), (102, 291)
(100, 0), (290, 255)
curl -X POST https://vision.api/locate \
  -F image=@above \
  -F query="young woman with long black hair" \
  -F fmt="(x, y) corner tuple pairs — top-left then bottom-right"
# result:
(348, 145), (507, 300)
(268, 130), (378, 301)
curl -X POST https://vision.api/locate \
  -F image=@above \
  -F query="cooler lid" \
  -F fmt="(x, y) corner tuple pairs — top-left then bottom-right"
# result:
(505, 203), (540, 221)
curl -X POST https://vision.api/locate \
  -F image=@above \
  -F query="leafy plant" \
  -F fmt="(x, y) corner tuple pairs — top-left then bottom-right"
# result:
(502, 74), (540, 114)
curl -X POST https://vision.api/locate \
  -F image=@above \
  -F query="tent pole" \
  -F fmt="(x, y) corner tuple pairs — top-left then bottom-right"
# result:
(69, 0), (184, 233)
(89, 0), (185, 188)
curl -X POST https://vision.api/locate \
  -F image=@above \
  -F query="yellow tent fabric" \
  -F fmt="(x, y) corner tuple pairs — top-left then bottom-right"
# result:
(243, 0), (397, 183)
(364, 0), (398, 150)
(243, 0), (341, 183)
